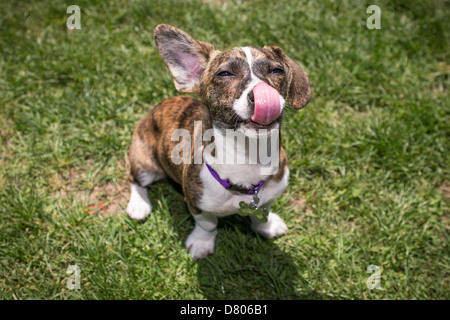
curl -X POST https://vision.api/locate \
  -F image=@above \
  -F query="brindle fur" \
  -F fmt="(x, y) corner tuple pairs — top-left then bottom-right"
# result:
(128, 24), (310, 215)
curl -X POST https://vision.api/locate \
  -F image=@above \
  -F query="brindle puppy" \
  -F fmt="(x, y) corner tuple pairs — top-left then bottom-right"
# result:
(127, 24), (311, 260)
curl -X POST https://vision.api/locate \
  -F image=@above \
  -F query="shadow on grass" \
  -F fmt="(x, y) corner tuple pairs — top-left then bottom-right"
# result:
(148, 180), (322, 300)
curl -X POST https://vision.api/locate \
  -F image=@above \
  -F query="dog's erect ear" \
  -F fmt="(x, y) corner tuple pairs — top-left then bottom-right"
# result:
(263, 46), (311, 110)
(154, 24), (215, 94)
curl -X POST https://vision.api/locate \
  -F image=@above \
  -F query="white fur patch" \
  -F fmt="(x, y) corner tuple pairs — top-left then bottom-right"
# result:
(278, 95), (286, 115)
(251, 212), (288, 238)
(241, 47), (254, 75)
(200, 142), (290, 216)
(137, 170), (164, 187)
(233, 79), (261, 119)
(185, 224), (218, 260)
(126, 183), (152, 221)
(232, 47), (261, 119)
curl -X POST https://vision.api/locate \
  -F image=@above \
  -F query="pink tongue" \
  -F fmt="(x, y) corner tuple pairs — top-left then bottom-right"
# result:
(251, 82), (281, 125)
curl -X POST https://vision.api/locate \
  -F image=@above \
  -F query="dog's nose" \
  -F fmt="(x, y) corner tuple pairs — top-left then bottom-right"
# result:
(247, 90), (254, 105)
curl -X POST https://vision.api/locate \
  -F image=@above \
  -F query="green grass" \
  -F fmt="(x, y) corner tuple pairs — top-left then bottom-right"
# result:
(0, 0), (449, 299)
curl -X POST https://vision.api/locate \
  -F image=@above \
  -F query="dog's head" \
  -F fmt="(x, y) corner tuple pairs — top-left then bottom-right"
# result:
(154, 24), (311, 134)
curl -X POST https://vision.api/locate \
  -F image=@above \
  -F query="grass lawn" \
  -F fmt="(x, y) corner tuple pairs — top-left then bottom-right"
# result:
(0, 0), (449, 299)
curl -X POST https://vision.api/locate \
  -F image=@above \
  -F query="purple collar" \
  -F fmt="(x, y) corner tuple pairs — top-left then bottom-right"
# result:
(205, 163), (265, 195)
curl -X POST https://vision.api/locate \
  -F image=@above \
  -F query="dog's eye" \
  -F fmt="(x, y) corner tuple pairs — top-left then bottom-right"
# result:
(216, 71), (234, 77)
(270, 67), (284, 75)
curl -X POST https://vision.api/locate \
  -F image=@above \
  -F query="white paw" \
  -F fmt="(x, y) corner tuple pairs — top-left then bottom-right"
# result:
(185, 225), (217, 260)
(126, 184), (152, 221)
(126, 198), (151, 221)
(251, 212), (288, 239)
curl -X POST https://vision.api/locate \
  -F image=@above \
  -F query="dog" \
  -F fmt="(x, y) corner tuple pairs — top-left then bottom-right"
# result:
(126, 24), (311, 260)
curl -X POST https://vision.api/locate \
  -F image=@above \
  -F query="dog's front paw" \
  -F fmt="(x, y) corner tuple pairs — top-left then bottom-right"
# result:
(127, 197), (152, 221)
(251, 212), (288, 239)
(126, 198), (152, 221)
(185, 225), (217, 260)
(126, 186), (152, 221)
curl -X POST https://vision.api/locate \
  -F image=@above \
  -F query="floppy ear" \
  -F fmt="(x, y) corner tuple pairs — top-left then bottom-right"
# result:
(154, 24), (215, 94)
(263, 46), (312, 109)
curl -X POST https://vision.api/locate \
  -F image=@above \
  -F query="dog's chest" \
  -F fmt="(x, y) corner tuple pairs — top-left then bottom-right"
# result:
(197, 164), (289, 216)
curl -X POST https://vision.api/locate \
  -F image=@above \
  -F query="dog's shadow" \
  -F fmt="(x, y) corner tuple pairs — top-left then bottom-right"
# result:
(148, 180), (322, 300)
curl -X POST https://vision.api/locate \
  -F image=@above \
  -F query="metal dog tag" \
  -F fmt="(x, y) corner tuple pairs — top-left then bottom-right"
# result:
(238, 190), (268, 222)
